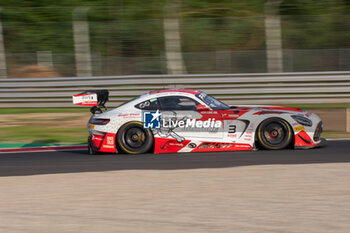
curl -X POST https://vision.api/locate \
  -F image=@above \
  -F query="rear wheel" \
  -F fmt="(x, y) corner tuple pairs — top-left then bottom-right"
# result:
(257, 118), (293, 150)
(116, 122), (154, 154)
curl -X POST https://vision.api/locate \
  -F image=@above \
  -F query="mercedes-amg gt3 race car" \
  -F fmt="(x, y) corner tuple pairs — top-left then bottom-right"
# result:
(73, 89), (326, 155)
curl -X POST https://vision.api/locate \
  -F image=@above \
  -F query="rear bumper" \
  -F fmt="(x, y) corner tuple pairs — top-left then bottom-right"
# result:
(88, 133), (117, 154)
(88, 136), (99, 153)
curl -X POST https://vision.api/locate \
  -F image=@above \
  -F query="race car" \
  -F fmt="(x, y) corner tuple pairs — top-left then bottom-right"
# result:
(73, 89), (326, 155)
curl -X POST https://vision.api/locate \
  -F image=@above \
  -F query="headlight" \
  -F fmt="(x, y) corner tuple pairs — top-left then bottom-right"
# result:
(291, 115), (312, 127)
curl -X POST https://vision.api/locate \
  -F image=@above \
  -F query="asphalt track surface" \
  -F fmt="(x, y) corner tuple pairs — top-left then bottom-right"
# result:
(0, 140), (349, 177)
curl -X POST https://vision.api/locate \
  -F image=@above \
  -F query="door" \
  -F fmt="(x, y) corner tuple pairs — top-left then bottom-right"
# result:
(158, 96), (224, 141)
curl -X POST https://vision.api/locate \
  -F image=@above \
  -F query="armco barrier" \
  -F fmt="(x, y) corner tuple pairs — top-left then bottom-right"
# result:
(1, 71), (350, 107)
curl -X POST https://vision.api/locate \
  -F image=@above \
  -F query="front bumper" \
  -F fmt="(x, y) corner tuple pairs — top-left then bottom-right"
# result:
(295, 137), (327, 149)
(316, 138), (327, 148)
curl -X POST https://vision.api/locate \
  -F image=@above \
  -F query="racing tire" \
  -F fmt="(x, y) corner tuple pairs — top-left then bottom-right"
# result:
(256, 118), (293, 150)
(116, 121), (154, 154)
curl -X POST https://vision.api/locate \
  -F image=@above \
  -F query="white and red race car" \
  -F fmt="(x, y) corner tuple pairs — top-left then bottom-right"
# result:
(73, 89), (326, 155)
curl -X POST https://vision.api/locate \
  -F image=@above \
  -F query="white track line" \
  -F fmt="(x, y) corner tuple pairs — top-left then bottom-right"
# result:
(326, 138), (350, 141)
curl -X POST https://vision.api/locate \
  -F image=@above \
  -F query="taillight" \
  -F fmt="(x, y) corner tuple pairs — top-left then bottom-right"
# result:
(89, 118), (110, 125)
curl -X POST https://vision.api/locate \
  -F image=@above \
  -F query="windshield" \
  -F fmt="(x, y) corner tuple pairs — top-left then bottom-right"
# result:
(196, 92), (230, 110)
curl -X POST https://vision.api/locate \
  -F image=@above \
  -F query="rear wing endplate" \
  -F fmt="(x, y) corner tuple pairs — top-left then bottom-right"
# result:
(73, 90), (109, 114)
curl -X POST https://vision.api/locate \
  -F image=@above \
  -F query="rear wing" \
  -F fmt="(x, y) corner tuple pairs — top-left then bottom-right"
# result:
(73, 90), (109, 114)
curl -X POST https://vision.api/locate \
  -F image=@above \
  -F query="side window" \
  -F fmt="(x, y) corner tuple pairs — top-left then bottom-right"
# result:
(159, 96), (199, 111)
(135, 98), (160, 110)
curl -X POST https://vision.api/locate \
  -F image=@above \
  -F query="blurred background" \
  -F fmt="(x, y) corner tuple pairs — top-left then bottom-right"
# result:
(0, 0), (349, 78)
(0, 0), (350, 146)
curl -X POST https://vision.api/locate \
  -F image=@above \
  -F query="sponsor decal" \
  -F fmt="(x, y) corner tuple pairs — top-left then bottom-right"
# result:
(99, 133), (116, 153)
(294, 126), (306, 132)
(118, 113), (140, 118)
(107, 136), (114, 145)
(197, 142), (234, 149)
(192, 142), (254, 151)
(139, 101), (151, 109)
(156, 138), (190, 152)
(89, 124), (95, 130)
(143, 110), (222, 129)
(200, 111), (218, 114)
(91, 134), (103, 141)
(305, 112), (312, 117)
(143, 110), (162, 129)
(73, 93), (98, 106)
(162, 118), (222, 128)
(222, 113), (240, 119)
(168, 142), (184, 147)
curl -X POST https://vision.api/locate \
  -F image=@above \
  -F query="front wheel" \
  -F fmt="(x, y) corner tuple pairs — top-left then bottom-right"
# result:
(256, 118), (293, 150)
(116, 122), (154, 154)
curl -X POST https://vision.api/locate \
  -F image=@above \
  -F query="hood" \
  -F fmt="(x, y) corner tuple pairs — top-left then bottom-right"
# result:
(229, 105), (303, 113)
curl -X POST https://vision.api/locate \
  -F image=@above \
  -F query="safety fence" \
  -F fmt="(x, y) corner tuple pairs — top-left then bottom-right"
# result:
(1, 71), (350, 107)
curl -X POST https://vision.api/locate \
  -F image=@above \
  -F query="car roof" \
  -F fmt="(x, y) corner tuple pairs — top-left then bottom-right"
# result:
(148, 89), (201, 96)
(119, 89), (203, 108)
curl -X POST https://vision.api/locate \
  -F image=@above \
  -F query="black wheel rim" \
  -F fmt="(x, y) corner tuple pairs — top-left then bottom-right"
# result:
(124, 127), (146, 149)
(262, 122), (287, 145)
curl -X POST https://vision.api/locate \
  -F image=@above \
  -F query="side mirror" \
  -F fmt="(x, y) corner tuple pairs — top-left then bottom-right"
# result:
(196, 104), (210, 111)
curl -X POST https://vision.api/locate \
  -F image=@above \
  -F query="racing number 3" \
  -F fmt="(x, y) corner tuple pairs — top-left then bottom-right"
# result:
(229, 125), (236, 133)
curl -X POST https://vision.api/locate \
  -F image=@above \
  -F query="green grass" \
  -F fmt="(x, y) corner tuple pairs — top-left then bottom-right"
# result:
(0, 126), (88, 144)
(321, 131), (350, 139)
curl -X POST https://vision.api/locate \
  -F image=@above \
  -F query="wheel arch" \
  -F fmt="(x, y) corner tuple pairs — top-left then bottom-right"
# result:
(115, 121), (155, 154)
